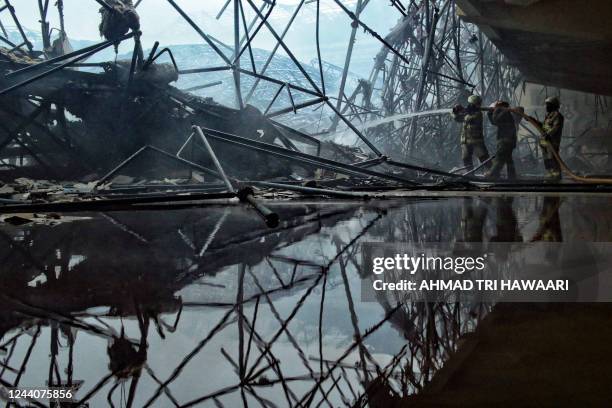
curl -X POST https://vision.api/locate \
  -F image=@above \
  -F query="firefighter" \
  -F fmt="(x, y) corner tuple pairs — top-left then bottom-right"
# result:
(485, 101), (519, 179)
(532, 96), (564, 181)
(452, 95), (490, 173)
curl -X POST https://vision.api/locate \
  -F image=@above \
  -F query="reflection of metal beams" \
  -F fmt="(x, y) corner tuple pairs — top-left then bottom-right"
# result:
(0, 203), (495, 406)
(12, 325), (41, 386)
(143, 306), (237, 406)
(300, 303), (403, 407)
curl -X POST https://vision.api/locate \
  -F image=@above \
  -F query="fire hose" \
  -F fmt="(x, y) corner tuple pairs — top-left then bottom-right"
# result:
(476, 106), (612, 185)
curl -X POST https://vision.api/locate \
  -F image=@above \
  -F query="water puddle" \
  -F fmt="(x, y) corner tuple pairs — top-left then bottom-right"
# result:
(0, 195), (611, 406)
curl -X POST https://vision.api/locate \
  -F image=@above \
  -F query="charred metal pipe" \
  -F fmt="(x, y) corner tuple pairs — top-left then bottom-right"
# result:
(201, 126), (419, 186)
(142, 47), (179, 73)
(266, 96), (328, 118)
(93, 145), (221, 191)
(352, 156), (387, 168)
(386, 158), (470, 180)
(126, 32), (141, 90)
(235, 67), (322, 98)
(0, 198), (23, 204)
(251, 181), (372, 199)
(0, 31), (136, 97)
(182, 81), (223, 92)
(270, 120), (321, 155)
(93, 145), (148, 189)
(0, 191), (235, 213)
(238, 187), (279, 228)
(142, 40), (160, 70)
(4, 0), (33, 52)
(264, 83), (286, 115)
(179, 66), (231, 75)
(193, 125), (235, 193)
(5, 36), (124, 78)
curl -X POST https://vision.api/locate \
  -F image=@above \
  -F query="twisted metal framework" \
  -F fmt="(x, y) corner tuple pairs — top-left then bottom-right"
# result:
(327, 0), (523, 165)
(0, 200), (492, 407)
(0, 0), (523, 184)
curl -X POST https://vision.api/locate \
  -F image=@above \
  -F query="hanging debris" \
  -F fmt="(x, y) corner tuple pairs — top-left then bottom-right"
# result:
(99, 0), (141, 44)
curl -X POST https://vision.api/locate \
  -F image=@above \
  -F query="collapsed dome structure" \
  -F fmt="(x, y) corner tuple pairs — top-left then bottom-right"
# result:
(1, 1), (612, 407)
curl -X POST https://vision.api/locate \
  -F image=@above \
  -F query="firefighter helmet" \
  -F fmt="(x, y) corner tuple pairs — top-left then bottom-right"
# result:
(468, 95), (482, 106)
(545, 96), (560, 109)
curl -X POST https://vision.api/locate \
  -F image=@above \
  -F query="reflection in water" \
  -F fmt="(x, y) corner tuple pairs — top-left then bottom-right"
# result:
(531, 196), (563, 242)
(0, 195), (608, 407)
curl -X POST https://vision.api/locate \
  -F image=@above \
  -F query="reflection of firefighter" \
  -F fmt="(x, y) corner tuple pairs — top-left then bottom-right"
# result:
(531, 196), (563, 242)
(452, 95), (491, 172)
(489, 197), (522, 263)
(490, 197), (522, 243)
(457, 197), (488, 243)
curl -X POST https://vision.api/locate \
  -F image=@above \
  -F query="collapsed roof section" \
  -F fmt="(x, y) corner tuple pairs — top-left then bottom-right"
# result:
(0, 0), (610, 223)
(0, 0), (523, 186)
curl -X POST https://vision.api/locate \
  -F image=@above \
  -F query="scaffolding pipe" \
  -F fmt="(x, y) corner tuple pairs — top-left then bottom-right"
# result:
(193, 125), (236, 193)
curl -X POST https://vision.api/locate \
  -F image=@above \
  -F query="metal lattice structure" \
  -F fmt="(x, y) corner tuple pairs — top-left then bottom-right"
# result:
(0, 199), (493, 407)
(327, 0), (524, 166)
(0, 0), (525, 186)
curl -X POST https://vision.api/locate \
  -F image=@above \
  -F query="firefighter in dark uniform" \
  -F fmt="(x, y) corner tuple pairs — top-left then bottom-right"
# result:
(457, 197), (488, 243)
(485, 101), (519, 179)
(533, 96), (564, 181)
(531, 196), (563, 242)
(452, 95), (490, 172)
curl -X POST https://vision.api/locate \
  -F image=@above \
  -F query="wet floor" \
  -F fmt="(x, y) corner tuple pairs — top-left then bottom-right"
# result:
(1, 194), (612, 407)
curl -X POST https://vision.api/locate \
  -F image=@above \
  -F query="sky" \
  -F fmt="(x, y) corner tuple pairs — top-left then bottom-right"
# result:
(7, 0), (402, 73)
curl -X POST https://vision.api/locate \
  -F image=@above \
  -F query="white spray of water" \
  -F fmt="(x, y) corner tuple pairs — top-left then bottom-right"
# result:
(357, 108), (452, 131)
(326, 108), (453, 145)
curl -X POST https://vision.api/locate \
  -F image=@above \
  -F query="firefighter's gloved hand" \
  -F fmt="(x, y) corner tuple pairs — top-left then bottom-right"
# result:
(452, 105), (463, 114)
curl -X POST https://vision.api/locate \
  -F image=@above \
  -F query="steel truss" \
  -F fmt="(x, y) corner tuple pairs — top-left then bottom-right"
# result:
(0, 0), (525, 186)
(0, 201), (490, 407)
